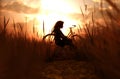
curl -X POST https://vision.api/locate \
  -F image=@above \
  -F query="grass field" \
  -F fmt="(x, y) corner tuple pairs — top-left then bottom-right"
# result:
(0, 0), (120, 79)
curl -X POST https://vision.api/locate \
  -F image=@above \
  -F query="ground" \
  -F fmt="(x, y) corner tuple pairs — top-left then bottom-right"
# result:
(27, 60), (101, 79)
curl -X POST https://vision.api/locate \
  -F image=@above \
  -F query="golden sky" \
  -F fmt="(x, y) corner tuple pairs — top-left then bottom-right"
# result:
(0, 0), (120, 36)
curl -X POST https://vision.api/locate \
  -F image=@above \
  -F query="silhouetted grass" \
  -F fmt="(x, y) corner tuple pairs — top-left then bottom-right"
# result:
(0, 0), (120, 79)
(0, 17), (50, 79)
(79, 0), (120, 79)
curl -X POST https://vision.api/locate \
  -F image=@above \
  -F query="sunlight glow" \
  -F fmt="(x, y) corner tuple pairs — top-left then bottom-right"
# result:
(41, 0), (76, 13)
(36, 13), (78, 36)
(34, 0), (81, 36)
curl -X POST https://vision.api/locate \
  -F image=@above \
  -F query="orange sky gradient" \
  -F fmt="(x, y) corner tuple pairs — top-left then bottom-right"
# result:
(0, 0), (120, 38)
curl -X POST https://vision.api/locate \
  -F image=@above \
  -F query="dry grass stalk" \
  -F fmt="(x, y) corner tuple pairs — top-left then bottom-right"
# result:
(106, 0), (120, 13)
(3, 16), (10, 33)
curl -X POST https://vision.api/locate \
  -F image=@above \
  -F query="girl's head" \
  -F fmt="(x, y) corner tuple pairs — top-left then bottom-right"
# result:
(54, 21), (64, 29)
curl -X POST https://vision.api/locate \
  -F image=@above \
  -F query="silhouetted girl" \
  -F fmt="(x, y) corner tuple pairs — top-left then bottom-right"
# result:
(52, 21), (74, 47)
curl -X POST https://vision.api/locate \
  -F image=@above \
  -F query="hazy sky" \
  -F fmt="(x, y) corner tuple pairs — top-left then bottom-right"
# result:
(0, 0), (98, 22)
(0, 0), (120, 35)
(0, 0), (119, 21)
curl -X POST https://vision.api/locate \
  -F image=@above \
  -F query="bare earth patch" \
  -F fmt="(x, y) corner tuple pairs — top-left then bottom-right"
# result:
(27, 60), (101, 79)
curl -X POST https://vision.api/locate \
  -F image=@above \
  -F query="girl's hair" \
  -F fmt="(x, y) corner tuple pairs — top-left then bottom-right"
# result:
(54, 21), (64, 29)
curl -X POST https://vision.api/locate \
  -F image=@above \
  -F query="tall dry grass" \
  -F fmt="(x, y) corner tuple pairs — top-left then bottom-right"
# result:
(0, 17), (52, 79)
(0, 0), (120, 79)
(78, 0), (120, 79)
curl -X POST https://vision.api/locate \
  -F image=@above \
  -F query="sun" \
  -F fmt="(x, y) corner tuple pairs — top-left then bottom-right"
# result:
(33, 0), (82, 37)
(41, 0), (76, 13)
(36, 13), (78, 35)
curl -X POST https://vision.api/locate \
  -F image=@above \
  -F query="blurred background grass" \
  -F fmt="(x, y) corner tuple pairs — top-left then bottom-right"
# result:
(0, 0), (120, 79)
